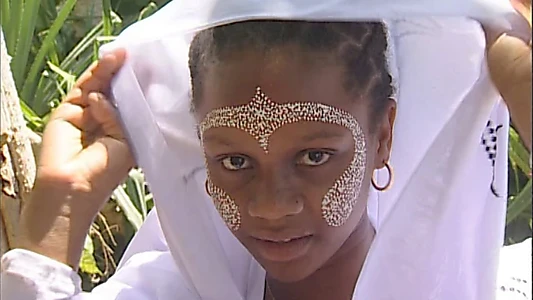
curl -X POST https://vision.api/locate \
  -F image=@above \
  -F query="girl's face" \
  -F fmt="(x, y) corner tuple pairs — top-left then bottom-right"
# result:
(195, 48), (395, 282)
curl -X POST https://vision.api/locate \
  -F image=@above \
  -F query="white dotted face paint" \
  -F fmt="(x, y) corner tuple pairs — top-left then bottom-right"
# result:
(205, 178), (241, 231)
(200, 87), (367, 229)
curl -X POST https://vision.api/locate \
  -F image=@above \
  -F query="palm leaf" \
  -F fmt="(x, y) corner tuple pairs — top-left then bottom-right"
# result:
(102, 0), (113, 36)
(11, 0), (41, 88)
(1, 0), (10, 30)
(508, 127), (531, 177)
(5, 0), (22, 53)
(34, 21), (105, 110)
(507, 179), (532, 225)
(138, 2), (158, 21)
(125, 169), (148, 219)
(112, 186), (143, 231)
(21, 0), (78, 109)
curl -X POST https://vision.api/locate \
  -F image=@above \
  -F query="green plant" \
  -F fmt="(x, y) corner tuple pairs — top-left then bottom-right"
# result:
(113, 169), (154, 232)
(3, 0), (78, 115)
(505, 127), (532, 245)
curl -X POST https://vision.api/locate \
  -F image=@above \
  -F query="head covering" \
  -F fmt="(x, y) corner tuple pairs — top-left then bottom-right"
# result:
(99, 1), (519, 299)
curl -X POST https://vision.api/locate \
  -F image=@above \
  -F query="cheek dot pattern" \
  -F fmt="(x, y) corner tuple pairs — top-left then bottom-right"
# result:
(206, 177), (241, 231)
(322, 143), (366, 227)
(200, 87), (367, 228)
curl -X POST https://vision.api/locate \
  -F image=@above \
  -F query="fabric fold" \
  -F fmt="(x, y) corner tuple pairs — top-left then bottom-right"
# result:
(97, 1), (519, 299)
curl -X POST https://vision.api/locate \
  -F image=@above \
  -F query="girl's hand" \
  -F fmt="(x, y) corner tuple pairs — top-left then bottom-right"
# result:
(18, 49), (134, 268)
(486, 0), (532, 149)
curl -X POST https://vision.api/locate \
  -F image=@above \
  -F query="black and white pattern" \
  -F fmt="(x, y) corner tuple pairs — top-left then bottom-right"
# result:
(499, 277), (530, 299)
(481, 120), (504, 197)
(497, 238), (532, 300)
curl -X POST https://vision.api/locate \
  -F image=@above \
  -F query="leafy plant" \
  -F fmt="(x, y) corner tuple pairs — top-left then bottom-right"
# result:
(80, 235), (102, 275)
(112, 169), (153, 232)
(505, 127), (532, 244)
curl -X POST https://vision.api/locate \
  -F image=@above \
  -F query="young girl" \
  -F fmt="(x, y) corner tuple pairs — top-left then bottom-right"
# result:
(2, 1), (531, 299)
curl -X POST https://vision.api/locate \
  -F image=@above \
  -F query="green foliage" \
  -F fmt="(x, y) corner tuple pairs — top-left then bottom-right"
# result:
(80, 235), (102, 275)
(113, 169), (153, 231)
(21, 0), (77, 106)
(505, 128), (532, 244)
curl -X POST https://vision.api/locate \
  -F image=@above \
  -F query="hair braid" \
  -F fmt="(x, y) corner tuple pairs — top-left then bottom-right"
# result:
(189, 20), (394, 127)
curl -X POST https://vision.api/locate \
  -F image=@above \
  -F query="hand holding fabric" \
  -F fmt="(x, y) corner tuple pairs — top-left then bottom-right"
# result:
(486, 0), (532, 149)
(18, 49), (133, 269)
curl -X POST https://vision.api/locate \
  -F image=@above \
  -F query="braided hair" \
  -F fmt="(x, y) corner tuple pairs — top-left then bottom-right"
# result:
(188, 21), (394, 130)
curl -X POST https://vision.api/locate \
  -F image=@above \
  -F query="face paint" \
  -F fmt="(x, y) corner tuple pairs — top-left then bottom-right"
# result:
(205, 177), (242, 231)
(200, 87), (366, 228)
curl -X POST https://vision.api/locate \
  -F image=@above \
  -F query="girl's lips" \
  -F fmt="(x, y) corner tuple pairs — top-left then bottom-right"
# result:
(253, 235), (313, 262)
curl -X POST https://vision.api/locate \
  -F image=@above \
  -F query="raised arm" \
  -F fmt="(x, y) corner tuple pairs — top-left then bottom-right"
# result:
(487, 0), (532, 150)
(1, 49), (135, 299)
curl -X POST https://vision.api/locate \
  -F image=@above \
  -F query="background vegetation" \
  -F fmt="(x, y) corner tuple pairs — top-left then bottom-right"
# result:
(1, 0), (531, 291)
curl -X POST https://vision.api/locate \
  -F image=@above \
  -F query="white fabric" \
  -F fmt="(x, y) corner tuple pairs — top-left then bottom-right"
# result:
(1, 249), (83, 299)
(2, 237), (531, 299)
(497, 238), (532, 300)
(1, 0), (527, 299)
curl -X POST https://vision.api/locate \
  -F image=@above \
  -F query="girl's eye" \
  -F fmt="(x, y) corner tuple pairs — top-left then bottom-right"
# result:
(298, 150), (332, 166)
(221, 156), (251, 170)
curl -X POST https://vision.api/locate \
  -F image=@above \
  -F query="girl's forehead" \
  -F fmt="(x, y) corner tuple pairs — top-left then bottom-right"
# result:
(199, 86), (365, 153)
(198, 50), (362, 114)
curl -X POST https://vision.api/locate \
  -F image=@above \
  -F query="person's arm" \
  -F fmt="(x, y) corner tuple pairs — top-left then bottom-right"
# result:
(488, 35), (531, 150)
(487, 0), (532, 150)
(1, 210), (175, 300)
(1, 249), (85, 300)
(0, 49), (133, 299)
(14, 49), (133, 269)
(1, 249), (190, 300)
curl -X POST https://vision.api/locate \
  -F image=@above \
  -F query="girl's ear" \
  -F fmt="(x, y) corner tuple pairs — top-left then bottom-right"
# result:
(373, 99), (396, 169)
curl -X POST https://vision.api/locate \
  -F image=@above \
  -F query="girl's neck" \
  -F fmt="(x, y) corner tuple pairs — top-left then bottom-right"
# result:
(267, 212), (376, 300)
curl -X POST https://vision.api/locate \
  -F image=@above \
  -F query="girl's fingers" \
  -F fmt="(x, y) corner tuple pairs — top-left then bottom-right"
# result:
(485, 0), (531, 47)
(87, 92), (123, 138)
(60, 49), (126, 117)
(512, 0), (531, 25)
(73, 49), (127, 97)
(508, 0), (531, 41)
(62, 86), (86, 107)
(50, 102), (97, 132)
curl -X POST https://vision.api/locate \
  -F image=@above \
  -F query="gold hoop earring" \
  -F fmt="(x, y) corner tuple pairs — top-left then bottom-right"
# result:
(371, 161), (394, 191)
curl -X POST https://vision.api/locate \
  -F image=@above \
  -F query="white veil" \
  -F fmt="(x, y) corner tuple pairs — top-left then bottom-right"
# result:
(96, 1), (519, 299)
